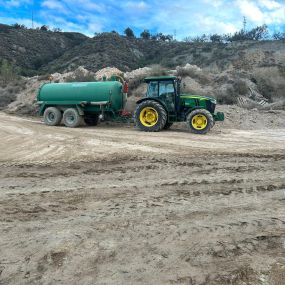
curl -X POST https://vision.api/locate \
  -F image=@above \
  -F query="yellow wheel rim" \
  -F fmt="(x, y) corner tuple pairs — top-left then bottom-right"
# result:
(192, 114), (208, 130)
(140, 107), (158, 127)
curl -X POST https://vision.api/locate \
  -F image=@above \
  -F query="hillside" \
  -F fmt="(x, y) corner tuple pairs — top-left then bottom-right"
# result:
(0, 24), (284, 115)
(43, 33), (285, 73)
(0, 24), (87, 75)
(1, 24), (285, 75)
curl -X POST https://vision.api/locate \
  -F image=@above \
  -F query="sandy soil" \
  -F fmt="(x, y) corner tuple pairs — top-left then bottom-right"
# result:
(0, 112), (285, 285)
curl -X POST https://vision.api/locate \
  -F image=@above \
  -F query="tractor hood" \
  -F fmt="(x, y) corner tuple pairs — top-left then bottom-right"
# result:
(180, 94), (217, 104)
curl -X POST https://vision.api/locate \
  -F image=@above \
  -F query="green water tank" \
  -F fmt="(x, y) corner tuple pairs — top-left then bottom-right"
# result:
(38, 81), (125, 113)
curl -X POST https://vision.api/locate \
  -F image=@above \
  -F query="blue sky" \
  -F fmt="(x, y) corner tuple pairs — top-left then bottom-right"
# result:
(0, 0), (284, 38)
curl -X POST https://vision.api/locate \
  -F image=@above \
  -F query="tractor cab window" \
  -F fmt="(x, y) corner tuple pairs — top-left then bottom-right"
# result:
(147, 81), (158, 97)
(159, 81), (175, 97)
(159, 80), (175, 112)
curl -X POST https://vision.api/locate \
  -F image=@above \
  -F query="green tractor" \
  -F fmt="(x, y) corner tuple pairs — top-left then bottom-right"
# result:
(134, 76), (224, 134)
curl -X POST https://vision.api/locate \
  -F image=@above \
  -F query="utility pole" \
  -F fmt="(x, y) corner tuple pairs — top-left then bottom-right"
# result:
(174, 29), (177, 40)
(243, 16), (247, 32)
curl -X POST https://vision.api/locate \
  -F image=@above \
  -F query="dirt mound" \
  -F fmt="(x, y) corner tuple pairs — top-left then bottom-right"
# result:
(95, 67), (123, 80)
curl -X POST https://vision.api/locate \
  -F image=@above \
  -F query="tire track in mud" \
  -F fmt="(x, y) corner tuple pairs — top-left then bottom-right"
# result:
(1, 113), (285, 284)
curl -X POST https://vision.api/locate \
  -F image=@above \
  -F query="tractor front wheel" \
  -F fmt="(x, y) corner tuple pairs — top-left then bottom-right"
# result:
(187, 109), (214, 134)
(134, 100), (167, 132)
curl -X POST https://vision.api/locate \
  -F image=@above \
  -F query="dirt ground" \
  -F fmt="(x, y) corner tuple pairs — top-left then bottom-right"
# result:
(0, 111), (285, 285)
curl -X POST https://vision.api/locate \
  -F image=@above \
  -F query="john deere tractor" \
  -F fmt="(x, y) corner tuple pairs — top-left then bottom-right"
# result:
(134, 76), (224, 134)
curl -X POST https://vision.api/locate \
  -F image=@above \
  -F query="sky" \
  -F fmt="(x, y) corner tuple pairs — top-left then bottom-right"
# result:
(0, 0), (285, 39)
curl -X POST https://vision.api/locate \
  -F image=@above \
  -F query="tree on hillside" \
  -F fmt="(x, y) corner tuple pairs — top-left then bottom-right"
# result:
(140, 29), (150, 40)
(150, 32), (173, 42)
(40, 25), (49, 31)
(273, 32), (285, 40)
(184, 34), (209, 43)
(210, 34), (223, 43)
(226, 25), (268, 42)
(124, 27), (135, 38)
(247, 25), (268, 40)
(184, 25), (269, 43)
(12, 23), (26, 29)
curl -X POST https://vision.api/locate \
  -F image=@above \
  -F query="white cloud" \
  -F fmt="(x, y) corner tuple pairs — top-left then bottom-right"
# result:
(258, 0), (282, 10)
(62, 0), (106, 13)
(235, 0), (285, 25)
(203, 0), (224, 7)
(197, 16), (239, 34)
(235, 0), (265, 24)
(42, 0), (65, 10)
(5, 0), (31, 7)
(124, 1), (150, 12)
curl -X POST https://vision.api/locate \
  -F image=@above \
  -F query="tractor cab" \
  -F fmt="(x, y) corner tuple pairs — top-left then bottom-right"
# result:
(144, 76), (179, 115)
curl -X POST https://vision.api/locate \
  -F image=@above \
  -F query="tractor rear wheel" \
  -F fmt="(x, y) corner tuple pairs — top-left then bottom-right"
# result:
(134, 100), (167, 132)
(63, 108), (82, 128)
(187, 109), (214, 134)
(43, 107), (62, 126)
(84, 114), (99, 126)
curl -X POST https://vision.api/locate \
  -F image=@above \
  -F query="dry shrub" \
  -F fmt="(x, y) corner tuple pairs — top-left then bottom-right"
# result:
(65, 69), (96, 82)
(214, 85), (238, 105)
(128, 73), (146, 92)
(0, 87), (17, 108)
(0, 83), (24, 108)
(128, 64), (168, 95)
(147, 64), (168, 76)
(233, 79), (248, 95)
(252, 67), (285, 102)
(131, 84), (147, 97)
(14, 103), (38, 115)
(176, 63), (210, 84)
(37, 74), (51, 81)
(176, 64), (202, 78)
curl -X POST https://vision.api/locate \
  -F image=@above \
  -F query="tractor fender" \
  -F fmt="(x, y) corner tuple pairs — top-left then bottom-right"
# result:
(185, 106), (206, 118)
(136, 98), (168, 113)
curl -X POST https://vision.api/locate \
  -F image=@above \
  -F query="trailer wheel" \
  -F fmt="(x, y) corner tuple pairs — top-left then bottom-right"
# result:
(43, 107), (62, 126)
(134, 100), (167, 132)
(84, 114), (99, 126)
(63, 108), (82, 128)
(187, 109), (214, 134)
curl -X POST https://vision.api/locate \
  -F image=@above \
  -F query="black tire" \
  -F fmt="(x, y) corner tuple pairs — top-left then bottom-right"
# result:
(84, 114), (99, 126)
(134, 100), (167, 132)
(163, 122), (173, 130)
(43, 107), (62, 126)
(63, 108), (82, 128)
(187, 109), (214, 134)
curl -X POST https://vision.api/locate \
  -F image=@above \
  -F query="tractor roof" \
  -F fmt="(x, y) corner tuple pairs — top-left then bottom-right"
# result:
(144, 76), (176, 82)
